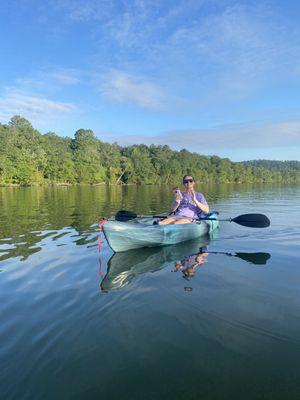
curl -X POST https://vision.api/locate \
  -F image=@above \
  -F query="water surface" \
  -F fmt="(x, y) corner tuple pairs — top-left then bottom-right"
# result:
(0, 184), (299, 400)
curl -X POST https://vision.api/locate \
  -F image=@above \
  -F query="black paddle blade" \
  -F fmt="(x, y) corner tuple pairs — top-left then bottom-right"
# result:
(232, 213), (270, 228)
(115, 210), (137, 222)
(235, 252), (271, 265)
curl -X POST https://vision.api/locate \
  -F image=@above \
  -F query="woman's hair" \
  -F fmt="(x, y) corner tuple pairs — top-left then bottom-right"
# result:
(182, 174), (195, 182)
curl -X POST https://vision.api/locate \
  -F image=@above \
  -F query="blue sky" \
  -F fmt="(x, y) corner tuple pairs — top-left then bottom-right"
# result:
(1, 0), (300, 161)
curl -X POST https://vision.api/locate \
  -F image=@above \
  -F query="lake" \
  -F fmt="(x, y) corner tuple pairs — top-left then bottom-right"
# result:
(0, 184), (299, 400)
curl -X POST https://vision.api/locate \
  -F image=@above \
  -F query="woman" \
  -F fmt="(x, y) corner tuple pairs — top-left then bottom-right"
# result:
(158, 174), (209, 225)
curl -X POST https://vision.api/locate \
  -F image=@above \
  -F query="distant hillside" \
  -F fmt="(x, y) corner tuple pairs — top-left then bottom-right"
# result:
(241, 160), (300, 171)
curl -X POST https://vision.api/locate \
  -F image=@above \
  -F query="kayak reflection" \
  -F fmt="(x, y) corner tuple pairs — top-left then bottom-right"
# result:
(100, 236), (211, 292)
(99, 238), (271, 292)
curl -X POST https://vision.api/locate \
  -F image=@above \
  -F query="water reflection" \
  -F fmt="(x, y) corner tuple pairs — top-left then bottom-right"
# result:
(173, 251), (209, 292)
(0, 227), (99, 262)
(0, 186), (129, 261)
(0, 184), (282, 262)
(100, 237), (211, 292)
(100, 237), (271, 292)
(203, 250), (271, 265)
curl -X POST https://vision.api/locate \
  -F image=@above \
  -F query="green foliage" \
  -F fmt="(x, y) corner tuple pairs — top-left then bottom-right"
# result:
(43, 132), (76, 183)
(72, 129), (105, 184)
(242, 160), (300, 172)
(0, 116), (299, 186)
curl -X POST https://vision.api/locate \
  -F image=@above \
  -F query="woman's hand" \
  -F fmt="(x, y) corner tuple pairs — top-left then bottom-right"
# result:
(190, 190), (197, 202)
(175, 194), (182, 204)
(191, 191), (209, 213)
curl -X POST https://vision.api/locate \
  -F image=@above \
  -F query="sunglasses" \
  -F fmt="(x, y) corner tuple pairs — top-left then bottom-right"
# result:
(183, 179), (194, 184)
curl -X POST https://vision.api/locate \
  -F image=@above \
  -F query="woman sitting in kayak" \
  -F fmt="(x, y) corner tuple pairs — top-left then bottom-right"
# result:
(158, 175), (209, 225)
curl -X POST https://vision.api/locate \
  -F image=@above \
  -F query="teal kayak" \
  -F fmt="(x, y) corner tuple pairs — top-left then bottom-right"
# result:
(103, 212), (219, 252)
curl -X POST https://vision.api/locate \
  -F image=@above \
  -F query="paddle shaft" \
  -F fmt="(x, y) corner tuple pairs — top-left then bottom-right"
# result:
(114, 210), (270, 228)
(124, 215), (230, 222)
(121, 215), (228, 221)
(116, 214), (220, 220)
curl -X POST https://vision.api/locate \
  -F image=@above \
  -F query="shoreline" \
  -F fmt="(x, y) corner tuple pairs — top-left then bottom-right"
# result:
(1, 181), (299, 188)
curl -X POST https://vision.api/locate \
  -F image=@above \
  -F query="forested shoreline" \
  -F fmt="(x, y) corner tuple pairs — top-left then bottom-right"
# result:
(1, 116), (299, 186)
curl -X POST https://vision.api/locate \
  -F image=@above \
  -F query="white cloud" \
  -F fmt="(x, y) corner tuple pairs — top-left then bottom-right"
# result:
(91, 2), (300, 106)
(32, 2), (292, 122)
(34, 1), (300, 112)
(99, 70), (166, 111)
(48, 70), (81, 85)
(55, 0), (113, 22)
(15, 68), (81, 92)
(157, 3), (298, 102)
(103, 120), (300, 150)
(0, 88), (76, 124)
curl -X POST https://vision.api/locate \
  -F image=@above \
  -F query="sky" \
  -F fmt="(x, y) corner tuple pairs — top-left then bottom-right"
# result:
(0, 0), (300, 161)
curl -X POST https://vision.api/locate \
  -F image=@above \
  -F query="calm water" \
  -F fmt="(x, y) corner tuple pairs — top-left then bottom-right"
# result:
(0, 184), (299, 400)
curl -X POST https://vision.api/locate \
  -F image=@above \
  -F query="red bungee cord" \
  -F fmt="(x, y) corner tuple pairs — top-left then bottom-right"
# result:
(98, 218), (108, 252)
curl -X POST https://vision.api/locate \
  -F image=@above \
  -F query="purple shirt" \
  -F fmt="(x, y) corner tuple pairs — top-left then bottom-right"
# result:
(173, 192), (207, 219)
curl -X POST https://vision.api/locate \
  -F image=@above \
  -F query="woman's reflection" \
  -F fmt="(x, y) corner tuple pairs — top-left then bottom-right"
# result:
(173, 251), (209, 290)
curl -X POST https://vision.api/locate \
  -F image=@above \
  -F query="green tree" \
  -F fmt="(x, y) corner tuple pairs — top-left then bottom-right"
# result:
(1, 116), (299, 186)
(72, 129), (105, 184)
(43, 132), (76, 183)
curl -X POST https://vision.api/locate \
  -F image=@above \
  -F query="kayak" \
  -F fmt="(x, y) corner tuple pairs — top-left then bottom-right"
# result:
(102, 211), (219, 252)
(100, 236), (211, 291)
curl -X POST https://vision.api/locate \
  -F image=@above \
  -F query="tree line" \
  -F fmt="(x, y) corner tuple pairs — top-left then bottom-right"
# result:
(241, 160), (300, 171)
(0, 116), (299, 186)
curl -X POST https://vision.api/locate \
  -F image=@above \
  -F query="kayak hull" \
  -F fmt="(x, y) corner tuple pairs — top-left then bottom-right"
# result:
(103, 212), (219, 252)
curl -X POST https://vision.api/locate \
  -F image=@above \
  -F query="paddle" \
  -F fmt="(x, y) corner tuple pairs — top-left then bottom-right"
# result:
(199, 249), (271, 265)
(115, 210), (270, 228)
(202, 213), (270, 228)
(115, 210), (168, 222)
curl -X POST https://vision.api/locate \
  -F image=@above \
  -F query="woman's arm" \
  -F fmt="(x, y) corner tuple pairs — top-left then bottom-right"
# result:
(192, 192), (209, 214)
